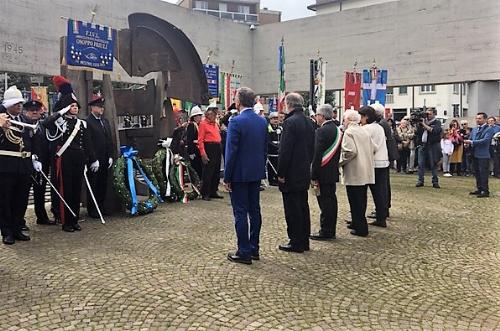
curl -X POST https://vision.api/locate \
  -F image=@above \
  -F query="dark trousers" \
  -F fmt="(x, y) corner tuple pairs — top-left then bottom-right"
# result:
(397, 149), (410, 172)
(282, 190), (310, 249)
(201, 143), (221, 198)
(230, 181), (262, 258)
(87, 159), (108, 216)
(473, 158), (490, 193)
(315, 183), (337, 237)
(59, 149), (85, 226)
(346, 185), (368, 236)
(418, 144), (440, 184)
(50, 158), (60, 219)
(0, 173), (31, 237)
(31, 164), (50, 221)
(369, 168), (389, 224)
(190, 155), (203, 179)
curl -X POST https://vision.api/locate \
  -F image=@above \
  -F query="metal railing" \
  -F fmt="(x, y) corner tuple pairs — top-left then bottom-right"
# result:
(193, 8), (258, 23)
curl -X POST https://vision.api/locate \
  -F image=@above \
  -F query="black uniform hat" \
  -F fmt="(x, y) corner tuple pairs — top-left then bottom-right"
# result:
(88, 94), (105, 107)
(52, 75), (80, 112)
(23, 100), (44, 110)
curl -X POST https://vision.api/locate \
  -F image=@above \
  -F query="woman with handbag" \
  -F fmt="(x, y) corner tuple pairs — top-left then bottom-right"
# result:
(396, 118), (415, 173)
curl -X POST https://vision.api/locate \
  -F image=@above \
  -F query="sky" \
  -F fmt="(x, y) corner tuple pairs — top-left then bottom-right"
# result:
(163, 0), (316, 21)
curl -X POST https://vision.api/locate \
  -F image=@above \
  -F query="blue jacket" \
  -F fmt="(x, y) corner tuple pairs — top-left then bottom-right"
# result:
(224, 108), (268, 183)
(470, 124), (494, 159)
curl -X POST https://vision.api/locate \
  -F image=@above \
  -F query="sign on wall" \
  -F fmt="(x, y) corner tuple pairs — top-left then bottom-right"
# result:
(66, 19), (116, 71)
(204, 64), (219, 98)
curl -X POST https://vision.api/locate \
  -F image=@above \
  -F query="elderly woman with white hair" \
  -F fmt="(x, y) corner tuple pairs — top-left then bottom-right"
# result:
(339, 109), (375, 237)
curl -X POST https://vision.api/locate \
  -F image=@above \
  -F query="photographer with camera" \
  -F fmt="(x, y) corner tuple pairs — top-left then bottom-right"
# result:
(414, 108), (442, 188)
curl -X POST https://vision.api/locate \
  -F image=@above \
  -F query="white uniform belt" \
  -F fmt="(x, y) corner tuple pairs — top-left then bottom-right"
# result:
(0, 150), (32, 158)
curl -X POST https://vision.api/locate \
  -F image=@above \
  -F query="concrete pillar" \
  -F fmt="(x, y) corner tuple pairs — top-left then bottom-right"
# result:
(467, 81), (500, 117)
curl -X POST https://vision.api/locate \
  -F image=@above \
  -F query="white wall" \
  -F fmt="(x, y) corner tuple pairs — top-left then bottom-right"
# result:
(315, 0), (398, 15)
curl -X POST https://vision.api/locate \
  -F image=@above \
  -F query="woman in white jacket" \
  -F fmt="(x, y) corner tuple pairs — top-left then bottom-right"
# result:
(340, 109), (375, 237)
(359, 106), (390, 228)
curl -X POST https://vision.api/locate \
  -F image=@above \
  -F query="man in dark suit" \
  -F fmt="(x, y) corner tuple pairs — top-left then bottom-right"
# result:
(310, 104), (342, 240)
(277, 93), (315, 253)
(465, 112), (495, 198)
(86, 94), (113, 218)
(224, 87), (267, 265)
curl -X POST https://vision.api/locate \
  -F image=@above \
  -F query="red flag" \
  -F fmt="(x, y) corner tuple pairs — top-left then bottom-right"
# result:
(344, 72), (361, 110)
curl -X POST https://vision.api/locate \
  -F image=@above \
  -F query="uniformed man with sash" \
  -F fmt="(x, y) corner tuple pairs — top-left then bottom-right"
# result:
(43, 76), (97, 232)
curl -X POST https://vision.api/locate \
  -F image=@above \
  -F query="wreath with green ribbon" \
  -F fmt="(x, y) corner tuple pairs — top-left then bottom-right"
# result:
(113, 146), (163, 215)
(152, 147), (201, 203)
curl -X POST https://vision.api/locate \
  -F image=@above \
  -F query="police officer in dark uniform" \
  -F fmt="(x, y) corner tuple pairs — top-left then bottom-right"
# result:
(0, 86), (37, 244)
(43, 76), (97, 232)
(86, 94), (113, 218)
(22, 100), (55, 225)
(267, 112), (281, 186)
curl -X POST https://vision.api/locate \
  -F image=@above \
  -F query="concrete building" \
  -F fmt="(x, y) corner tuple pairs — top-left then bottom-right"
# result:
(176, 0), (280, 25)
(1, 0), (499, 115)
(307, 0), (398, 14)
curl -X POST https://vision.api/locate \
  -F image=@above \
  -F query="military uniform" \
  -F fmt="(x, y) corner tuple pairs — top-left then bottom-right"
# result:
(86, 95), (113, 218)
(43, 76), (96, 232)
(0, 87), (35, 244)
(267, 122), (282, 186)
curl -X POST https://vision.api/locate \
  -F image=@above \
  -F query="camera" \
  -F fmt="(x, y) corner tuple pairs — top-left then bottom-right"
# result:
(409, 109), (425, 125)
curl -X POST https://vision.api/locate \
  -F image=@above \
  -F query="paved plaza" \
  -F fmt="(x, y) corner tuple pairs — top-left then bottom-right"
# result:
(0, 174), (498, 330)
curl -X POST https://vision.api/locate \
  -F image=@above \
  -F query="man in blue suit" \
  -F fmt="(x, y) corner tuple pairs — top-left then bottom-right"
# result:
(465, 112), (494, 198)
(224, 87), (268, 265)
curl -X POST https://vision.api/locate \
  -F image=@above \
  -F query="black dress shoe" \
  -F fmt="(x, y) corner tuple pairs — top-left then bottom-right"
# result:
(369, 221), (387, 228)
(469, 190), (480, 195)
(433, 183), (441, 189)
(310, 233), (335, 241)
(73, 224), (82, 231)
(2, 235), (15, 245)
(36, 219), (56, 225)
(477, 191), (490, 198)
(14, 232), (30, 241)
(416, 182), (424, 187)
(202, 196), (211, 201)
(251, 254), (260, 261)
(350, 230), (368, 237)
(227, 253), (252, 265)
(210, 194), (224, 199)
(62, 225), (75, 232)
(278, 244), (304, 253)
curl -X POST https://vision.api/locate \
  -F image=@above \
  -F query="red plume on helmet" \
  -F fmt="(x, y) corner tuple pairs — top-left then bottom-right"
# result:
(52, 75), (73, 95)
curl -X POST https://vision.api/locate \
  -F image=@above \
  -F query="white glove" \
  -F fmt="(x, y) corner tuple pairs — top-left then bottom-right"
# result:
(189, 154), (196, 160)
(32, 160), (43, 172)
(58, 104), (72, 116)
(108, 157), (113, 169)
(90, 160), (100, 173)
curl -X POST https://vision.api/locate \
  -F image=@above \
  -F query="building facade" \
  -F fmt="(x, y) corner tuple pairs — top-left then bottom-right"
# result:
(308, 0), (398, 15)
(177, 0), (280, 24)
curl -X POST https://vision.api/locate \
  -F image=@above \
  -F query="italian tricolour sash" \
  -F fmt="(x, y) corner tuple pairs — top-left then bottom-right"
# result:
(321, 126), (343, 167)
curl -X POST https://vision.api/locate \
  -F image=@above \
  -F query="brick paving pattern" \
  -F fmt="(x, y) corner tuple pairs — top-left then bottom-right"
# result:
(0, 174), (499, 330)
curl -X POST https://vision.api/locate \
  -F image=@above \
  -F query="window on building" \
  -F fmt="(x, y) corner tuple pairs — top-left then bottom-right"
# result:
(452, 104), (459, 117)
(420, 85), (436, 93)
(194, 1), (208, 9)
(399, 86), (408, 95)
(453, 84), (459, 94)
(386, 87), (394, 104)
(237, 5), (250, 14)
(219, 2), (227, 12)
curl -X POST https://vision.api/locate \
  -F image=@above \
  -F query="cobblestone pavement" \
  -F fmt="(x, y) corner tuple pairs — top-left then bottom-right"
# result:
(0, 174), (499, 330)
